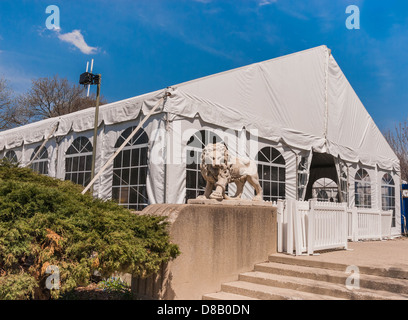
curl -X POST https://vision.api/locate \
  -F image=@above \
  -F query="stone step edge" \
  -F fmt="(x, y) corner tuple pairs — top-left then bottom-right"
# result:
(202, 292), (259, 300)
(221, 281), (345, 300)
(269, 254), (408, 280)
(239, 271), (408, 300)
(255, 262), (408, 294)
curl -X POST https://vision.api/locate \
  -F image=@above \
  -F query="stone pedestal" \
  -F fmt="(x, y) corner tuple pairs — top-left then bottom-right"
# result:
(131, 203), (277, 300)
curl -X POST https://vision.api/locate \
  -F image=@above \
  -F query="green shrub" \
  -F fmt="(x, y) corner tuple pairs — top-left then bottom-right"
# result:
(0, 160), (179, 299)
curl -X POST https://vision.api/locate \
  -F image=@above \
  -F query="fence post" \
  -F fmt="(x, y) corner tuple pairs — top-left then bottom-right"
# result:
(277, 200), (284, 253)
(343, 204), (348, 250)
(286, 199), (294, 255)
(307, 200), (315, 256)
(351, 207), (358, 242)
(293, 200), (302, 256)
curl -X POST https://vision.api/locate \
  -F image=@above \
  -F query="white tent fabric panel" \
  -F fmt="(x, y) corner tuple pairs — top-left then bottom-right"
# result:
(0, 90), (164, 151)
(0, 118), (58, 150)
(97, 114), (167, 204)
(22, 141), (58, 178)
(55, 90), (164, 136)
(165, 46), (328, 151)
(327, 55), (399, 171)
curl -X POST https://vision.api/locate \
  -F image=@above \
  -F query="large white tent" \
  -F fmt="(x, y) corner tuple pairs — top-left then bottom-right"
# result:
(0, 45), (401, 236)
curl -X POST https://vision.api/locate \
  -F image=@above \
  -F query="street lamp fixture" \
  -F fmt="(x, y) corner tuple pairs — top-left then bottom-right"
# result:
(79, 65), (102, 194)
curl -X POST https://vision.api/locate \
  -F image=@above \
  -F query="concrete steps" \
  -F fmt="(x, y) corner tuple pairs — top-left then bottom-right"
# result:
(203, 292), (259, 301)
(202, 254), (408, 300)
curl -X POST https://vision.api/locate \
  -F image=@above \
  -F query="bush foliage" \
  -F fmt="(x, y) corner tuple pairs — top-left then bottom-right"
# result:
(0, 161), (179, 299)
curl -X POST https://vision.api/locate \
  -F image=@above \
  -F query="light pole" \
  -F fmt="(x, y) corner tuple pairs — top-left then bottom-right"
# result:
(79, 71), (101, 194)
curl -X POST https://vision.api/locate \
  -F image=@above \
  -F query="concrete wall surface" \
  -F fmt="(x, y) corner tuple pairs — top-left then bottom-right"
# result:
(132, 204), (277, 300)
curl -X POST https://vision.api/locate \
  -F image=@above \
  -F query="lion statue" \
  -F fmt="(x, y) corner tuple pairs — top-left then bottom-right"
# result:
(198, 143), (263, 201)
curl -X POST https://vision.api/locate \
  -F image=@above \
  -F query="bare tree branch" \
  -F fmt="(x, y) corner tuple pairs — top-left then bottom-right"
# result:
(20, 75), (106, 120)
(384, 122), (408, 182)
(0, 78), (32, 130)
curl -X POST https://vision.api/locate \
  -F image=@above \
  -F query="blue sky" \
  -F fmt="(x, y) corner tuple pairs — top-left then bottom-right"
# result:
(0, 0), (407, 131)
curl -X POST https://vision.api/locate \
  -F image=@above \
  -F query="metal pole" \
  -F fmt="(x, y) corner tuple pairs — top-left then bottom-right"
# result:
(90, 75), (101, 194)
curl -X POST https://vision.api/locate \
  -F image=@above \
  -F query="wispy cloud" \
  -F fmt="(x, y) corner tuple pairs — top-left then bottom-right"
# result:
(56, 29), (98, 55)
(258, 0), (277, 6)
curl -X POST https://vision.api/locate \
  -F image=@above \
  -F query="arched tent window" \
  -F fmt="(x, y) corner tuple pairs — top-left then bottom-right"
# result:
(65, 137), (93, 187)
(355, 169), (372, 209)
(382, 173), (396, 228)
(30, 146), (49, 175)
(185, 130), (224, 202)
(4, 150), (18, 164)
(256, 147), (286, 202)
(312, 178), (338, 202)
(112, 127), (149, 211)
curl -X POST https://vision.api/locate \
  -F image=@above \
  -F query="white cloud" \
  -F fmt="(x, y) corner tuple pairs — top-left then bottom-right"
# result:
(258, 0), (277, 6)
(57, 29), (98, 55)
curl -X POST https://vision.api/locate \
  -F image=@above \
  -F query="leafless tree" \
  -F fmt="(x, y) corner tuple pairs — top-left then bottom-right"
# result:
(0, 75), (107, 131)
(19, 75), (106, 120)
(384, 122), (408, 182)
(0, 78), (32, 130)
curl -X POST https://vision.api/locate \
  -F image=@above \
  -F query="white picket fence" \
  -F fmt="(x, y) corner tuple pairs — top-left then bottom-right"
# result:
(347, 208), (393, 242)
(277, 199), (393, 256)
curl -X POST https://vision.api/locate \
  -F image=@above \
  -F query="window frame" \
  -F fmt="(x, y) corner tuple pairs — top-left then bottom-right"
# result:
(65, 137), (93, 187)
(354, 168), (372, 209)
(381, 173), (396, 228)
(111, 127), (149, 211)
(4, 150), (18, 164)
(256, 147), (286, 203)
(30, 146), (49, 175)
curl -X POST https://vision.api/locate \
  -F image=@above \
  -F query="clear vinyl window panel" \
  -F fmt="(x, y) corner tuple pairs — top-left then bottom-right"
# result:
(30, 146), (49, 175)
(256, 147), (286, 203)
(65, 137), (93, 187)
(355, 169), (372, 209)
(112, 127), (149, 211)
(185, 130), (224, 202)
(381, 173), (396, 228)
(312, 178), (338, 202)
(4, 150), (18, 164)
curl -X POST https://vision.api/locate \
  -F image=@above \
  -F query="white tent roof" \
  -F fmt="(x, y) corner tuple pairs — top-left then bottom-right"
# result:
(0, 45), (399, 171)
(166, 45), (399, 171)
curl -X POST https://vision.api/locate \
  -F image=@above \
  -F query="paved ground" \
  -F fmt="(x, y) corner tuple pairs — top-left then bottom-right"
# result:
(275, 237), (408, 271)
